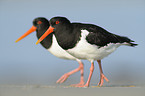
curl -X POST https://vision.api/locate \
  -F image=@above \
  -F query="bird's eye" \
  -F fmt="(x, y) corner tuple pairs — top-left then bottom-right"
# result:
(56, 21), (59, 24)
(37, 21), (42, 24)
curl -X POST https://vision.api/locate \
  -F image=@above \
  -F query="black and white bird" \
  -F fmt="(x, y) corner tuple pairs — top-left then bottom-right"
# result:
(15, 17), (85, 86)
(36, 16), (138, 87)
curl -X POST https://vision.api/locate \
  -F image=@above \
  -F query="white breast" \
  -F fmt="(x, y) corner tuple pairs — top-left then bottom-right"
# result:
(67, 30), (121, 61)
(47, 35), (77, 60)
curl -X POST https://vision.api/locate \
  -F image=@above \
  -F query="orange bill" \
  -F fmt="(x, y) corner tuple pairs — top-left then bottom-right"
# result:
(36, 26), (54, 45)
(15, 26), (37, 43)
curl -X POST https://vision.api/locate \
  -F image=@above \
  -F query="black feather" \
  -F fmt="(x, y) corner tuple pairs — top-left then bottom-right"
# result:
(82, 24), (138, 47)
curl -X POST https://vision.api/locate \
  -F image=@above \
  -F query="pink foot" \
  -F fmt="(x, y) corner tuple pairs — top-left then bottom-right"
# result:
(56, 73), (69, 83)
(70, 81), (85, 87)
(98, 74), (109, 86)
(71, 84), (89, 88)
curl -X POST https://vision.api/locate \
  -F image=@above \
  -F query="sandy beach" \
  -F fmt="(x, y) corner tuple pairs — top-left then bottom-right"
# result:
(0, 85), (144, 96)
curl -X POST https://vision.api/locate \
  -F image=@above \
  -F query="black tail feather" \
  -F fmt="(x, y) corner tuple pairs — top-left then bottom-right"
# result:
(129, 42), (138, 47)
(115, 35), (138, 47)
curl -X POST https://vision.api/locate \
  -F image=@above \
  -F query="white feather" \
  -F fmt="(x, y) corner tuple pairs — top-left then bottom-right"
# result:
(47, 35), (77, 60)
(67, 30), (121, 61)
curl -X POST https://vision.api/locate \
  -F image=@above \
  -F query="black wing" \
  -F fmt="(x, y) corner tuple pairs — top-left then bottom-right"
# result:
(82, 24), (137, 47)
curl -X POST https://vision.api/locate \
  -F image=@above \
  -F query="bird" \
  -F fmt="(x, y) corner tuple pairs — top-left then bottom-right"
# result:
(15, 17), (85, 86)
(36, 16), (138, 87)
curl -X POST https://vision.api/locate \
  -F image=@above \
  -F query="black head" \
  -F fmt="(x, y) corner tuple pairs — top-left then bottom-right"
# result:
(33, 17), (49, 30)
(49, 16), (71, 29)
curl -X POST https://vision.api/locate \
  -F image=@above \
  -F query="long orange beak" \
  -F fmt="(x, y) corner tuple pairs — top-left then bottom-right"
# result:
(36, 26), (54, 45)
(15, 26), (37, 43)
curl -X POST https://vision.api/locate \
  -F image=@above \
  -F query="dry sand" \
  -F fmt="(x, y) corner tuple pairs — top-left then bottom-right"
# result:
(0, 85), (144, 96)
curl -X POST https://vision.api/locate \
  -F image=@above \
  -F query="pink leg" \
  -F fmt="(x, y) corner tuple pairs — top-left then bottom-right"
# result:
(56, 60), (84, 85)
(74, 61), (94, 87)
(97, 60), (109, 86)
(71, 61), (84, 86)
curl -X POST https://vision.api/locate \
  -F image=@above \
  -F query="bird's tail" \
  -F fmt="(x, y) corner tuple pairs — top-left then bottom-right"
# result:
(114, 34), (138, 47)
(127, 41), (138, 47)
(121, 37), (138, 47)
(128, 42), (138, 47)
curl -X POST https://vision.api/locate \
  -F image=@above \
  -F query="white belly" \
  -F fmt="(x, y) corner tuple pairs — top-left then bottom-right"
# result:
(67, 30), (121, 61)
(47, 35), (77, 60)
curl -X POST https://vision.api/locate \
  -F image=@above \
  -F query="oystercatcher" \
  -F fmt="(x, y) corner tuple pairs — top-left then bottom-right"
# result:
(15, 17), (85, 86)
(36, 16), (138, 87)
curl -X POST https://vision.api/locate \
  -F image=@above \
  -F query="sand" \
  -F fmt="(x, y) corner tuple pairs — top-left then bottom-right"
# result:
(0, 85), (144, 96)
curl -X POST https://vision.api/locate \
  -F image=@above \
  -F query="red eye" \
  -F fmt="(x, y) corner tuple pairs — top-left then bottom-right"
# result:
(56, 21), (59, 24)
(37, 21), (42, 24)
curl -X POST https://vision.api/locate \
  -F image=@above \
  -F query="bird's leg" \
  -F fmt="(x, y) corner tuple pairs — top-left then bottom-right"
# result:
(97, 60), (109, 86)
(71, 61), (85, 86)
(56, 60), (84, 84)
(74, 61), (94, 87)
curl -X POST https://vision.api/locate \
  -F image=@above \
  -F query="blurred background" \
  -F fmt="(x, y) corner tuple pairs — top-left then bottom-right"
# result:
(0, 0), (145, 86)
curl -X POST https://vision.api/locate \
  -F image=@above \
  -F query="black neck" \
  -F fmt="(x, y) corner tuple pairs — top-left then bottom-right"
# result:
(54, 24), (81, 50)
(36, 25), (53, 49)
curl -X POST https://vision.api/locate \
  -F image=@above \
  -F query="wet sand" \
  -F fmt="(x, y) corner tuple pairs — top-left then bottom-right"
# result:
(0, 85), (144, 96)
